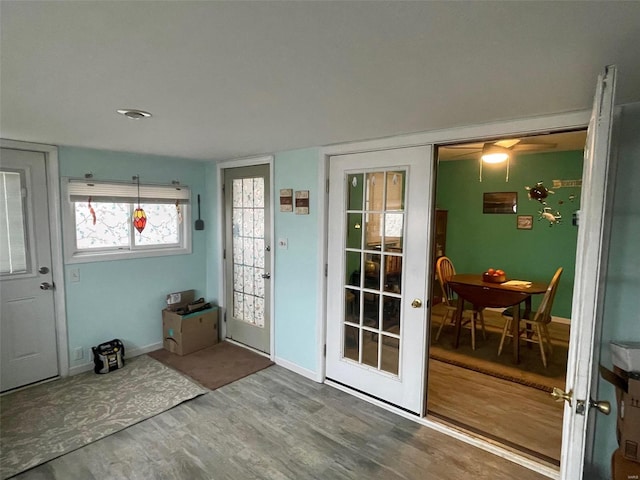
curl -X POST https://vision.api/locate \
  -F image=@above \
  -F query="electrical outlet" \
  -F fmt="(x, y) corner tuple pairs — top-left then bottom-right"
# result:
(70, 268), (80, 282)
(74, 347), (84, 360)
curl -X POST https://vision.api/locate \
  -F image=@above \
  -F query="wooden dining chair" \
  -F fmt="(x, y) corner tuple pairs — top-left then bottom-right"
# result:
(434, 256), (486, 349)
(497, 267), (563, 367)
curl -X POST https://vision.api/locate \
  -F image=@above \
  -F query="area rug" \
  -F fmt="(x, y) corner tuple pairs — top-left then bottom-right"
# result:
(148, 341), (274, 390)
(0, 355), (207, 480)
(429, 322), (568, 392)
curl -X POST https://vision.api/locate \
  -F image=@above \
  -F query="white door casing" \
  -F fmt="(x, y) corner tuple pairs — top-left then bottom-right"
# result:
(560, 65), (617, 480)
(326, 146), (433, 415)
(0, 148), (59, 391)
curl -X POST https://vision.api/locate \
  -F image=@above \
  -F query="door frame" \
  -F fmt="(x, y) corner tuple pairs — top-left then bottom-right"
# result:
(0, 139), (69, 380)
(318, 109), (594, 478)
(216, 155), (275, 360)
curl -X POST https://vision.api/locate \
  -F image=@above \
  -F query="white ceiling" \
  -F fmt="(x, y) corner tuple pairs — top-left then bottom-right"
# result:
(1, 1), (639, 161)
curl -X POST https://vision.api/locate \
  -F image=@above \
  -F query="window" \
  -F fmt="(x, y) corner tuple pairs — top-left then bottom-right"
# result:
(0, 170), (28, 274)
(63, 178), (191, 262)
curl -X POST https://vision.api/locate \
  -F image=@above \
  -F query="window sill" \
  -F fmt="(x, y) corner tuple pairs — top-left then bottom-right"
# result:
(64, 245), (192, 264)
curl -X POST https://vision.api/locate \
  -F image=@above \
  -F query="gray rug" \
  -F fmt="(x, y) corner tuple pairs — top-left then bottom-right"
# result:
(0, 355), (208, 479)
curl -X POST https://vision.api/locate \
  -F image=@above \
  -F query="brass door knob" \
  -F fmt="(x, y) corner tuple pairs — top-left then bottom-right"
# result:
(590, 399), (611, 415)
(411, 299), (423, 308)
(551, 387), (573, 406)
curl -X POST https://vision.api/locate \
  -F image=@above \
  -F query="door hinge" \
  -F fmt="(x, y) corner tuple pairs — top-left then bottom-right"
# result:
(326, 179), (329, 193)
(222, 183), (225, 194)
(223, 248), (226, 259)
(224, 311), (227, 323)
(325, 264), (328, 277)
(324, 344), (327, 357)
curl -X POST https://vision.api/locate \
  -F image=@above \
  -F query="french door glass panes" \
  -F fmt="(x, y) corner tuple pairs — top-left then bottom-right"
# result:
(232, 177), (266, 327)
(344, 170), (405, 375)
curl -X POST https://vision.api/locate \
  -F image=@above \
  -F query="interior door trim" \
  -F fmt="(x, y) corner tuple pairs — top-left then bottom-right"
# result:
(0, 139), (68, 379)
(215, 155), (275, 361)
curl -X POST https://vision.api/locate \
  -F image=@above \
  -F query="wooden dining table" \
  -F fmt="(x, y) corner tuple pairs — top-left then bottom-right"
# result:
(447, 274), (548, 363)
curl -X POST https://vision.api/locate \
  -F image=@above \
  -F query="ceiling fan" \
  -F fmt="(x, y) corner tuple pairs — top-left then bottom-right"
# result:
(443, 138), (558, 161)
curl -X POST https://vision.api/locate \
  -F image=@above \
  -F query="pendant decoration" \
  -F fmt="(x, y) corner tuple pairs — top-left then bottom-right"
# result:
(88, 196), (96, 225)
(133, 175), (147, 234)
(175, 199), (182, 224)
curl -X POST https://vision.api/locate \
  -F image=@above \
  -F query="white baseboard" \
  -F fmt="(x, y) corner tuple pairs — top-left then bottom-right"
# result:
(482, 307), (571, 325)
(275, 356), (321, 383)
(68, 341), (163, 376)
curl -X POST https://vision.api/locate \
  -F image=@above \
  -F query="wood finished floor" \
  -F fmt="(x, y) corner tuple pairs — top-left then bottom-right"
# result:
(14, 365), (548, 480)
(426, 306), (567, 465)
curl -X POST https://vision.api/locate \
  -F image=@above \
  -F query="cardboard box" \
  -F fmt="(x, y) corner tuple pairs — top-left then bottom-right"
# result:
(612, 448), (640, 480)
(165, 289), (195, 311)
(162, 307), (218, 355)
(601, 365), (640, 463)
(612, 341), (640, 372)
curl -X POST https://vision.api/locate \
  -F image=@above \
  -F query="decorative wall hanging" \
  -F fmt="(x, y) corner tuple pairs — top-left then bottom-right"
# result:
(539, 206), (562, 226)
(483, 192), (517, 214)
(552, 179), (582, 189)
(517, 215), (533, 230)
(280, 189), (293, 212)
(525, 181), (554, 204)
(132, 175), (147, 233)
(295, 190), (310, 215)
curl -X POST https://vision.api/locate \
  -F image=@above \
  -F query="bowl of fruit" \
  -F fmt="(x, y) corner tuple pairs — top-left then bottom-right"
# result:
(482, 268), (506, 283)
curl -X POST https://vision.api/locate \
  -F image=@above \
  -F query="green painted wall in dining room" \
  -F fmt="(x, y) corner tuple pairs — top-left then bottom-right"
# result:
(435, 149), (584, 319)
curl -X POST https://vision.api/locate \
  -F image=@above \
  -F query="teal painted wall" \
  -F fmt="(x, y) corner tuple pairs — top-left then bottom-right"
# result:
(59, 147), (208, 367)
(436, 150), (583, 318)
(273, 148), (321, 372)
(588, 102), (640, 479)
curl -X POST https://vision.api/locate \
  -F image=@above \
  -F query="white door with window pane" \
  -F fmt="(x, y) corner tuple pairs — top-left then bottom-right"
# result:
(326, 146), (432, 414)
(1, 148), (59, 392)
(224, 164), (271, 353)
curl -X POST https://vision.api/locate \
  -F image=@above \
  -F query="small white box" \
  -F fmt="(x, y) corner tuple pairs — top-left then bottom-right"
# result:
(611, 341), (640, 372)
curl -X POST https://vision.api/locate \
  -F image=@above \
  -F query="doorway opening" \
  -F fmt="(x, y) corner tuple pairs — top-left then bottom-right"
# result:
(426, 129), (587, 466)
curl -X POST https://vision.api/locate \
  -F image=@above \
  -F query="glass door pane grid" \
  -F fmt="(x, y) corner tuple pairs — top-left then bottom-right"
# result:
(343, 169), (406, 374)
(232, 177), (266, 327)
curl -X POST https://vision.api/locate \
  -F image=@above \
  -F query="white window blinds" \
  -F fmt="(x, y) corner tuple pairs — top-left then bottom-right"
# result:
(67, 179), (190, 204)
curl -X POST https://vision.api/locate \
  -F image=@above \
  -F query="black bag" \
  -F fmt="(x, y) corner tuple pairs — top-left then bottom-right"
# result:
(92, 339), (125, 374)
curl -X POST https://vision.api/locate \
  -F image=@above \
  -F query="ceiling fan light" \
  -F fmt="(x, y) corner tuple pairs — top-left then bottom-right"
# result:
(481, 144), (510, 163)
(482, 152), (509, 163)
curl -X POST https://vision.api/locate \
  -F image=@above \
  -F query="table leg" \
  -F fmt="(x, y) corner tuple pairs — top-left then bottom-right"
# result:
(512, 301), (520, 364)
(453, 296), (464, 349)
(524, 296), (533, 349)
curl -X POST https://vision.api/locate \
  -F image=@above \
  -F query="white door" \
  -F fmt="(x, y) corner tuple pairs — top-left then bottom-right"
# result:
(560, 65), (617, 479)
(1, 148), (59, 392)
(326, 146), (432, 414)
(224, 164), (271, 353)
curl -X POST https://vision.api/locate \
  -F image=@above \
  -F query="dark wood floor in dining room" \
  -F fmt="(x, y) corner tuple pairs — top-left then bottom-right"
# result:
(14, 365), (548, 480)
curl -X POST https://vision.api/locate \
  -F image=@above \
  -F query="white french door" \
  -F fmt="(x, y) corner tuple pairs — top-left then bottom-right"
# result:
(560, 66), (617, 479)
(326, 146), (433, 414)
(1, 148), (59, 392)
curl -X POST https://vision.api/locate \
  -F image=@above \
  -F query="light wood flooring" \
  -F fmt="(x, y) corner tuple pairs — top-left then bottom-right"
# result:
(427, 306), (568, 466)
(14, 365), (548, 480)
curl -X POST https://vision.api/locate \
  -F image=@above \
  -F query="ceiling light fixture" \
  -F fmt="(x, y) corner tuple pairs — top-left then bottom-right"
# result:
(479, 144), (510, 182)
(116, 109), (152, 120)
(481, 144), (510, 163)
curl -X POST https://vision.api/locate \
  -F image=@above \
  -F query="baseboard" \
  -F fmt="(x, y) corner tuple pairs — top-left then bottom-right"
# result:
(275, 356), (321, 383)
(68, 341), (163, 376)
(482, 307), (570, 325)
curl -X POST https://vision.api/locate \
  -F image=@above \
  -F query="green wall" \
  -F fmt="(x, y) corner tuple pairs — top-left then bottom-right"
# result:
(436, 150), (584, 318)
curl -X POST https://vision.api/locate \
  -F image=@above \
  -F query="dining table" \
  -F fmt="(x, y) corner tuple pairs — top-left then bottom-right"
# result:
(447, 274), (548, 363)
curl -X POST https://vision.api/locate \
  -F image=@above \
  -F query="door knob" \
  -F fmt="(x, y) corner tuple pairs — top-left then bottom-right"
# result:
(261, 273), (271, 279)
(551, 387), (573, 406)
(589, 399), (611, 415)
(411, 298), (423, 308)
(39, 282), (54, 290)
(39, 266), (50, 274)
